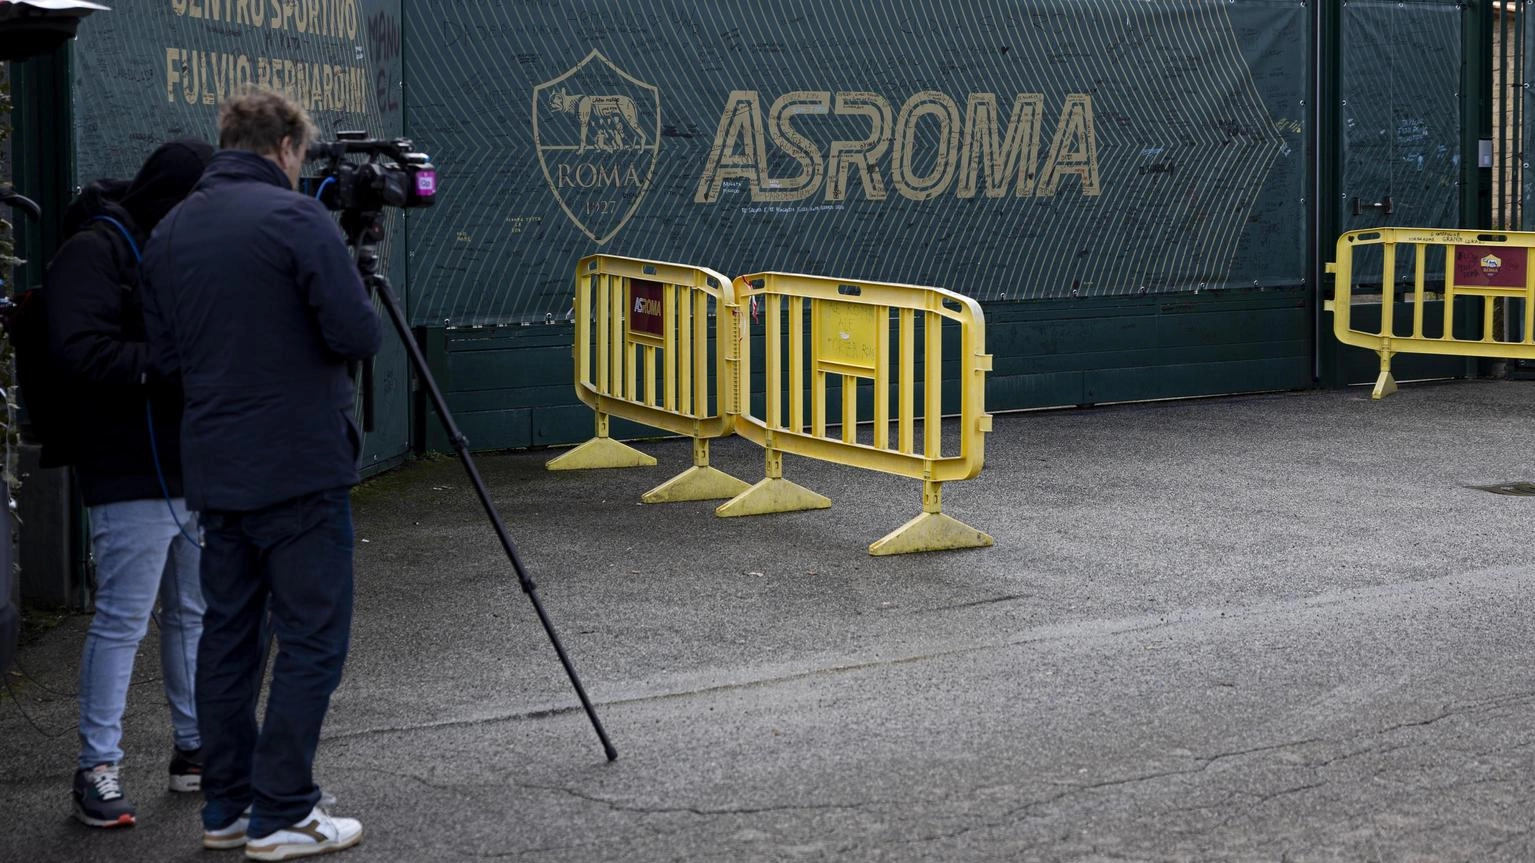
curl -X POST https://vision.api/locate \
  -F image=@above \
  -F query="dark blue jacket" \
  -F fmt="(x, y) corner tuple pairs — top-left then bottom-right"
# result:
(43, 198), (187, 504)
(141, 150), (381, 512)
(41, 139), (213, 504)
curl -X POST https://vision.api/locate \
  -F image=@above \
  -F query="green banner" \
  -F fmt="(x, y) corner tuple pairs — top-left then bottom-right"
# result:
(72, 1), (402, 179)
(69, 0), (412, 470)
(405, 0), (1308, 325)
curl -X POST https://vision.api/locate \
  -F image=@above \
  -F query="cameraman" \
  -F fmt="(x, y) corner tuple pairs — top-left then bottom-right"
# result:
(141, 88), (380, 859)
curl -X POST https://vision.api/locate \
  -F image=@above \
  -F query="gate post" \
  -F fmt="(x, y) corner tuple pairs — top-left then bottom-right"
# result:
(1314, 0), (1345, 388)
(1462, 0), (1494, 232)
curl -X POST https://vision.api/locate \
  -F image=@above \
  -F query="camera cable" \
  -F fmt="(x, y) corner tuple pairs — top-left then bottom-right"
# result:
(93, 214), (204, 735)
(0, 665), (77, 739)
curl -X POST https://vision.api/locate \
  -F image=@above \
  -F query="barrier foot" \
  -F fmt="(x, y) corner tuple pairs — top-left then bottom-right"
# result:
(715, 477), (831, 517)
(642, 465), (752, 503)
(546, 437), (657, 470)
(869, 512), (994, 556)
(1371, 369), (1397, 400)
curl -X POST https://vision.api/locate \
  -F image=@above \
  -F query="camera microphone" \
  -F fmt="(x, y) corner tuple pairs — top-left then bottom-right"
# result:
(306, 130), (369, 162)
(305, 142), (345, 162)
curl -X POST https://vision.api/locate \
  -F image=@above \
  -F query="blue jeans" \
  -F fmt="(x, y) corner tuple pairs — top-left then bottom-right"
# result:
(196, 487), (355, 837)
(78, 498), (203, 770)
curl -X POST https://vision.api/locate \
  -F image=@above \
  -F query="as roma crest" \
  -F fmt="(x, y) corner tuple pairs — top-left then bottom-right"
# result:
(533, 51), (660, 245)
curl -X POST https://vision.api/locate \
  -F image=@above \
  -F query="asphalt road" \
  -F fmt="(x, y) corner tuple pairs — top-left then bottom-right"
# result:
(2, 380), (1533, 861)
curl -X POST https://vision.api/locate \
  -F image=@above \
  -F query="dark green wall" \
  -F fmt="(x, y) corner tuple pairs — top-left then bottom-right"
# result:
(37, 1), (1488, 458)
(419, 288), (1321, 453)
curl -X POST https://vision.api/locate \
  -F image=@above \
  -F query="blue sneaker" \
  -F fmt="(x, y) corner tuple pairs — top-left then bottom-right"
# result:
(72, 763), (135, 828)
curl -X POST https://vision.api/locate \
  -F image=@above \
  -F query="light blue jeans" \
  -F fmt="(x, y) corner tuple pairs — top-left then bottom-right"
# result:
(78, 498), (204, 770)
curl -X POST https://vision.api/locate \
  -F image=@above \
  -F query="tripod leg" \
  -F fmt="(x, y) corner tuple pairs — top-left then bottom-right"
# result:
(368, 275), (617, 762)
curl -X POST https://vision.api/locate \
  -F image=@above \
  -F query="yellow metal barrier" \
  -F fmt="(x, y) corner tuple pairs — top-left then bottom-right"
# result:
(720, 272), (994, 555)
(546, 255), (750, 503)
(1328, 228), (1535, 398)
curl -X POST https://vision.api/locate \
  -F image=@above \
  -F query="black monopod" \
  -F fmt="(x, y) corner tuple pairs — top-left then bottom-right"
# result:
(335, 201), (617, 763)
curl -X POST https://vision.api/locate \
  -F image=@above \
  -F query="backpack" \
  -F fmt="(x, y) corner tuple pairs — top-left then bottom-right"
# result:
(5, 180), (135, 463)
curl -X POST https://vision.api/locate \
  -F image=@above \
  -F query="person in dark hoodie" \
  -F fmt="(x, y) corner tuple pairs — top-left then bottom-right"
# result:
(43, 137), (216, 828)
(142, 89), (378, 859)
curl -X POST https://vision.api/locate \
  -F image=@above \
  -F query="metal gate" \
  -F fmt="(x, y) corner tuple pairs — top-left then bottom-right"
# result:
(1321, 0), (1509, 386)
(1494, 3), (1527, 233)
(1493, 3), (1535, 357)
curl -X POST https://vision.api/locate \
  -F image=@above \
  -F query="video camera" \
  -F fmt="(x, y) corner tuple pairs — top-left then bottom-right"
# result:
(303, 131), (436, 213)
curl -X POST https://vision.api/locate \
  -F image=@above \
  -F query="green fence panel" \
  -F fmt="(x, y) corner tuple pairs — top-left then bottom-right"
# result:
(1340, 0), (1463, 233)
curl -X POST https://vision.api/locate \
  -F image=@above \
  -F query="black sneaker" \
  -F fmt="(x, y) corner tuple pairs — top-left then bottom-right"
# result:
(72, 763), (135, 828)
(168, 746), (203, 793)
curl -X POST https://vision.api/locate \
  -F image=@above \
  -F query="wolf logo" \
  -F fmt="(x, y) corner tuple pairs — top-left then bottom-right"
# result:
(533, 51), (661, 245)
(548, 87), (649, 154)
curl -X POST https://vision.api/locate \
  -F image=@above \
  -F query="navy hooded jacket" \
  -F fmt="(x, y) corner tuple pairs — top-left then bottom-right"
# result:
(141, 149), (382, 513)
(42, 138), (213, 504)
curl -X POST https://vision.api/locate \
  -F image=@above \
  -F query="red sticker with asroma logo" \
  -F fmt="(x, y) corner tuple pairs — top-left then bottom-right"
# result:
(1454, 245), (1528, 288)
(628, 279), (664, 338)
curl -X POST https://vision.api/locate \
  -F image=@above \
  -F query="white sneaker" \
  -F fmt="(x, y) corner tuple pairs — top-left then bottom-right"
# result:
(244, 807), (362, 861)
(203, 808), (251, 850)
